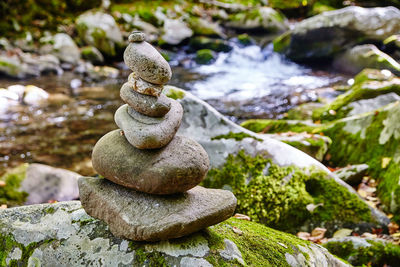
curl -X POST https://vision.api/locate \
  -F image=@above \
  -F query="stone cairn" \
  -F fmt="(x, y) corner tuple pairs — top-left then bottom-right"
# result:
(78, 32), (237, 242)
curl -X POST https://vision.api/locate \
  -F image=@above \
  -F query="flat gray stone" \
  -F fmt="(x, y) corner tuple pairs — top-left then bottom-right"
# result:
(92, 130), (210, 194)
(127, 106), (164, 124)
(128, 73), (164, 97)
(123, 41), (171, 85)
(78, 177), (237, 241)
(120, 82), (171, 117)
(115, 103), (182, 149)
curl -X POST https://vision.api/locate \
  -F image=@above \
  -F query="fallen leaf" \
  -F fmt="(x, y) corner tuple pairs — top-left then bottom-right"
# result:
(306, 203), (323, 212)
(361, 232), (377, 238)
(232, 226), (243, 236)
(0, 204), (7, 209)
(389, 222), (399, 235)
(311, 227), (327, 238)
(297, 232), (310, 240)
(0, 181), (6, 187)
(333, 228), (353, 238)
(233, 213), (251, 221)
(381, 157), (392, 168)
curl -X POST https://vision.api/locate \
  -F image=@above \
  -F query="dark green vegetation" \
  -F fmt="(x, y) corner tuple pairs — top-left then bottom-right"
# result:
(241, 119), (317, 133)
(324, 239), (400, 267)
(0, 164), (28, 207)
(203, 150), (373, 232)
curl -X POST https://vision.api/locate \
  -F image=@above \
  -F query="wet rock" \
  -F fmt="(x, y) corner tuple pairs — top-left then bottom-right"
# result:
(80, 46), (104, 64)
(40, 33), (81, 65)
(0, 54), (36, 79)
(189, 36), (232, 52)
(195, 49), (216, 65)
(161, 18), (193, 45)
(87, 65), (119, 81)
(225, 7), (289, 33)
(287, 102), (325, 120)
(114, 103), (182, 149)
(0, 201), (348, 266)
(333, 44), (400, 75)
(188, 17), (225, 38)
(91, 130), (209, 194)
(334, 164), (369, 186)
(120, 82), (171, 117)
(76, 10), (123, 57)
(22, 85), (49, 106)
(274, 6), (400, 61)
(79, 178), (235, 241)
(127, 73), (164, 97)
(124, 40), (172, 84)
(19, 53), (62, 75)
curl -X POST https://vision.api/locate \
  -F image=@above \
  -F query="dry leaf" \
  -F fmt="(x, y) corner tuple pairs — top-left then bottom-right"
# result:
(381, 157), (392, 168)
(361, 232), (377, 238)
(311, 227), (327, 237)
(232, 226), (243, 236)
(233, 213), (251, 221)
(306, 203), (323, 212)
(297, 232), (310, 240)
(0, 204), (7, 209)
(389, 222), (399, 235)
(0, 181), (6, 187)
(333, 228), (353, 238)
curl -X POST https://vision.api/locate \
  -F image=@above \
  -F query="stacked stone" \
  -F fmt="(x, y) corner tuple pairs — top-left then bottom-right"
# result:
(78, 32), (237, 242)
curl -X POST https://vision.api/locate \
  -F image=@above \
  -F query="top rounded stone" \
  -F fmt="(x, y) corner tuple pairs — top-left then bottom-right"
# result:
(124, 32), (172, 85)
(128, 31), (145, 42)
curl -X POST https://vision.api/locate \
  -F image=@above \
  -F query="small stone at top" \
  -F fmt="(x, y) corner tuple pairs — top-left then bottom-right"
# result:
(129, 31), (145, 43)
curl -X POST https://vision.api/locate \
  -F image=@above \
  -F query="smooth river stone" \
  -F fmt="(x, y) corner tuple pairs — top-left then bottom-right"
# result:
(78, 177), (237, 241)
(115, 103), (182, 149)
(124, 41), (172, 85)
(91, 130), (210, 194)
(127, 73), (164, 97)
(120, 82), (171, 117)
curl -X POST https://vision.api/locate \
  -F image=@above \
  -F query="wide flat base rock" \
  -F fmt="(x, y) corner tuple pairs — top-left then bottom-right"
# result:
(78, 177), (237, 241)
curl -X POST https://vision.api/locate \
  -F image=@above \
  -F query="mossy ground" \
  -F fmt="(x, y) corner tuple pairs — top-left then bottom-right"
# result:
(203, 150), (373, 232)
(0, 164), (28, 207)
(324, 239), (400, 267)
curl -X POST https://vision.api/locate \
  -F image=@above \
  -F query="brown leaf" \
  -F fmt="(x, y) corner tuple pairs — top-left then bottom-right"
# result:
(297, 232), (310, 240)
(233, 213), (251, 221)
(389, 222), (399, 235)
(232, 226), (243, 236)
(311, 227), (327, 237)
(0, 181), (6, 187)
(0, 204), (7, 209)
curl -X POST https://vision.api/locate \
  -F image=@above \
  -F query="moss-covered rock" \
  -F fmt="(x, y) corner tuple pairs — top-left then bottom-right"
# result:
(324, 236), (400, 267)
(0, 201), (349, 266)
(312, 69), (400, 122)
(333, 44), (400, 75)
(195, 49), (216, 65)
(80, 46), (104, 64)
(187, 17), (225, 38)
(318, 101), (400, 221)
(203, 150), (376, 234)
(241, 119), (319, 134)
(287, 102), (325, 120)
(0, 164), (28, 207)
(189, 36), (232, 52)
(237, 33), (252, 45)
(76, 10), (124, 57)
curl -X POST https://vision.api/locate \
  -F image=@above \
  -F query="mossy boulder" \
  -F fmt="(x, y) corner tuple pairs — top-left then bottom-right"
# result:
(237, 34), (252, 46)
(189, 36), (232, 52)
(324, 236), (400, 266)
(333, 44), (400, 75)
(80, 46), (104, 65)
(318, 101), (400, 221)
(273, 6), (400, 61)
(241, 119), (319, 134)
(225, 7), (289, 33)
(76, 10), (124, 57)
(312, 69), (400, 122)
(0, 201), (349, 266)
(195, 49), (216, 65)
(0, 164), (29, 207)
(287, 102), (325, 120)
(188, 17), (225, 38)
(39, 33), (81, 65)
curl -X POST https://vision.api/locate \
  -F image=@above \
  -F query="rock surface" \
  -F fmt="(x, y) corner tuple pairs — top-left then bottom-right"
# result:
(274, 6), (400, 61)
(0, 201), (350, 266)
(115, 103), (182, 149)
(334, 164), (369, 186)
(127, 73), (164, 96)
(92, 130), (209, 194)
(79, 177), (236, 241)
(39, 33), (80, 65)
(161, 18), (193, 45)
(124, 40), (172, 84)
(120, 82), (171, 117)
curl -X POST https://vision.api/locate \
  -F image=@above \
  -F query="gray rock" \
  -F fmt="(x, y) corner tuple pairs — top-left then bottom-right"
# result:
(124, 40), (172, 85)
(275, 6), (400, 61)
(0, 201), (348, 266)
(128, 31), (145, 42)
(87, 65), (119, 81)
(334, 164), (369, 186)
(120, 82), (171, 117)
(161, 18), (193, 45)
(115, 103), (182, 149)
(348, 93), (400, 117)
(219, 239), (244, 265)
(76, 10), (123, 57)
(80, 46), (104, 64)
(0, 54), (37, 79)
(92, 130), (209, 194)
(333, 44), (400, 75)
(127, 73), (164, 97)
(79, 178), (236, 241)
(22, 164), (80, 204)
(40, 33), (81, 65)
(127, 106), (164, 124)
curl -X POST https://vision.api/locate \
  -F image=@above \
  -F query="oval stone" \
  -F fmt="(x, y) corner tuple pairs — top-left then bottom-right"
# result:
(124, 41), (172, 85)
(128, 73), (164, 97)
(115, 102), (182, 149)
(120, 82), (171, 117)
(92, 130), (210, 194)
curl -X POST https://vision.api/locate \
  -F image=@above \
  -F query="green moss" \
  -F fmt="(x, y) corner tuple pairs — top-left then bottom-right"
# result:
(282, 135), (331, 161)
(0, 164), (28, 207)
(203, 150), (373, 232)
(165, 88), (185, 100)
(195, 49), (215, 65)
(324, 239), (400, 267)
(273, 31), (291, 53)
(189, 36), (232, 52)
(211, 131), (263, 142)
(241, 119), (317, 134)
(238, 34), (251, 45)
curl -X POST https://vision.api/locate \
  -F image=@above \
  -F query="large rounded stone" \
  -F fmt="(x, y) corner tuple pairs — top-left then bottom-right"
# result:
(128, 73), (164, 97)
(123, 41), (172, 85)
(78, 178), (236, 241)
(115, 103), (182, 149)
(92, 130), (210, 194)
(120, 82), (171, 117)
